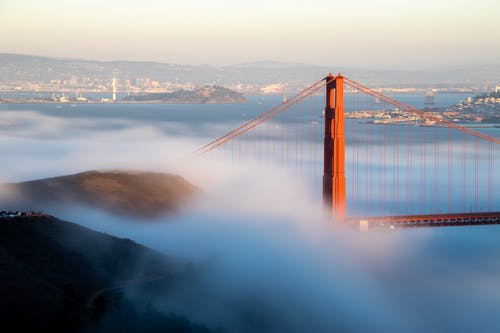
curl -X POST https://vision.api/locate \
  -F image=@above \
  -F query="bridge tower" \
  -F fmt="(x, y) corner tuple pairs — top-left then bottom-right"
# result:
(323, 74), (346, 221)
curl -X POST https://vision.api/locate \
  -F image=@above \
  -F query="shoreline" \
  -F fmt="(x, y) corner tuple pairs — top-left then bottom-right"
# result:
(0, 99), (246, 105)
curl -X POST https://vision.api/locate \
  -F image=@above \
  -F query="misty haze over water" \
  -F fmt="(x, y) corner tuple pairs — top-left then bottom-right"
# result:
(0, 95), (499, 333)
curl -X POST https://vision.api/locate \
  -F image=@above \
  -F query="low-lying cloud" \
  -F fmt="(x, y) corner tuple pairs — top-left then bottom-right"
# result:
(49, 161), (500, 333)
(1, 107), (500, 333)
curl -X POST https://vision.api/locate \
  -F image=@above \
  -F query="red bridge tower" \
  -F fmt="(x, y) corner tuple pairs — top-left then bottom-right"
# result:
(323, 74), (346, 221)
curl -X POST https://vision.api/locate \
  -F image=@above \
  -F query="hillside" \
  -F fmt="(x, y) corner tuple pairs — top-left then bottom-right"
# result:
(2, 53), (500, 87)
(123, 85), (246, 103)
(1, 170), (199, 218)
(0, 215), (218, 332)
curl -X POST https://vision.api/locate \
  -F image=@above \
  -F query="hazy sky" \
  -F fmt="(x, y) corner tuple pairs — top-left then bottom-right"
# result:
(1, 0), (499, 68)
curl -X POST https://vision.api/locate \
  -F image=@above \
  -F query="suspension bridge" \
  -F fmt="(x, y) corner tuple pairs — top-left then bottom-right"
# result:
(196, 74), (499, 229)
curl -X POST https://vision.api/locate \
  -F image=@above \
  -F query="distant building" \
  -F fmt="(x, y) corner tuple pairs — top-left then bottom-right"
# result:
(112, 77), (117, 101)
(424, 90), (435, 105)
(260, 83), (286, 94)
(69, 75), (78, 85)
(135, 78), (151, 89)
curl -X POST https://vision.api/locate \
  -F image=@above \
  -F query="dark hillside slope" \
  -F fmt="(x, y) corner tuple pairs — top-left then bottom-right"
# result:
(0, 215), (217, 333)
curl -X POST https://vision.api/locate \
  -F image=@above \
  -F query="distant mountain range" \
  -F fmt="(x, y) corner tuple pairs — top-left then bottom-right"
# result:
(1, 53), (499, 88)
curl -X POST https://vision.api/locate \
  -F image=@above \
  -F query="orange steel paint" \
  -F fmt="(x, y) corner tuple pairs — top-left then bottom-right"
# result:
(323, 74), (346, 221)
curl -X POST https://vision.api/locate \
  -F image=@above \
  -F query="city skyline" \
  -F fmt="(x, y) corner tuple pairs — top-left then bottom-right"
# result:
(1, 0), (499, 69)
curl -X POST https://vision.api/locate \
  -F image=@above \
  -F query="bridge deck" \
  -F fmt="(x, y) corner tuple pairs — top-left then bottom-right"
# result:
(347, 212), (500, 230)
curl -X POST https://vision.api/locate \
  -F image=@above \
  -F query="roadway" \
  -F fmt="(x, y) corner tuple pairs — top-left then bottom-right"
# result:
(347, 212), (500, 230)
